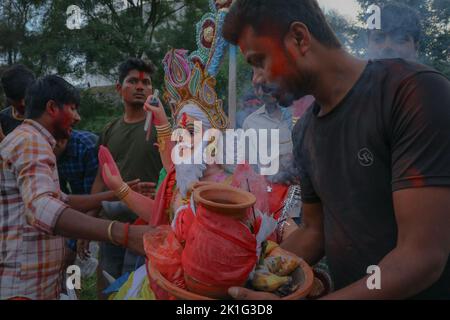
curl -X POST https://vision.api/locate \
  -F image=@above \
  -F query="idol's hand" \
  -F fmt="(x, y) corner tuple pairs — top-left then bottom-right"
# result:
(102, 162), (124, 192)
(98, 145), (124, 192)
(144, 94), (169, 126)
(228, 287), (281, 300)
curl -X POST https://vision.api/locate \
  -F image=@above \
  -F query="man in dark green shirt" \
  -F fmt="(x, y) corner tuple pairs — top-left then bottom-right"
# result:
(87, 58), (163, 296)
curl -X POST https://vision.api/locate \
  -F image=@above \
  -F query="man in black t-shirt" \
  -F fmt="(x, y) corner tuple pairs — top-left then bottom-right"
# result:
(0, 64), (35, 142)
(222, 0), (450, 300)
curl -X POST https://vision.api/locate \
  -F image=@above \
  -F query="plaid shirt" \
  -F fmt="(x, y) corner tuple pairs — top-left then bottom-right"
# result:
(0, 120), (69, 300)
(58, 130), (98, 195)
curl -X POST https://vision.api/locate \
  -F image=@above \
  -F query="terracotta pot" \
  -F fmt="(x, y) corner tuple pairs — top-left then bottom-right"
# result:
(147, 260), (213, 300)
(193, 183), (256, 219)
(183, 274), (245, 299)
(147, 257), (315, 300)
(190, 181), (215, 191)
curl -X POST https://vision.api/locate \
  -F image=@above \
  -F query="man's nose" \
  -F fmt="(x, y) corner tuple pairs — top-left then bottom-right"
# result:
(380, 36), (398, 51)
(74, 110), (81, 123)
(135, 80), (144, 91)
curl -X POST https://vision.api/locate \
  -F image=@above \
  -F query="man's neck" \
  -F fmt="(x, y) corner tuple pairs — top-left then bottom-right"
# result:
(313, 49), (368, 117)
(33, 117), (56, 138)
(123, 104), (146, 123)
(266, 103), (282, 120)
(11, 107), (25, 120)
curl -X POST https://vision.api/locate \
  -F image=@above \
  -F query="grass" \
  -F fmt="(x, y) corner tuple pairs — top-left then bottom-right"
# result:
(80, 273), (98, 300)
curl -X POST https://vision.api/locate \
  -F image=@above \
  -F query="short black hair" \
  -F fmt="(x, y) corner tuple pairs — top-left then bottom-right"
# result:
(118, 58), (155, 84)
(25, 75), (80, 119)
(222, 0), (341, 48)
(374, 2), (422, 43)
(1, 64), (35, 102)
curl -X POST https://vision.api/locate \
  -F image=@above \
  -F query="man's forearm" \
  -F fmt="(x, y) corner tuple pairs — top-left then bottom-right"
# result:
(91, 169), (106, 194)
(56, 207), (118, 242)
(55, 207), (153, 256)
(322, 246), (448, 300)
(67, 191), (115, 213)
(280, 226), (324, 266)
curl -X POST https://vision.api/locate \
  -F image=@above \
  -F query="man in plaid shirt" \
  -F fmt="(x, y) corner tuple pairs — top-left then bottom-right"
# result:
(0, 75), (150, 300)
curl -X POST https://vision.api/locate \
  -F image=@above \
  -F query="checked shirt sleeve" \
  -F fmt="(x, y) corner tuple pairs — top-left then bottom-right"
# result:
(10, 133), (68, 234)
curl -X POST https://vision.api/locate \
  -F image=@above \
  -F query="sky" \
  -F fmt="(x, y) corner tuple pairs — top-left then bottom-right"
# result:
(317, 0), (362, 22)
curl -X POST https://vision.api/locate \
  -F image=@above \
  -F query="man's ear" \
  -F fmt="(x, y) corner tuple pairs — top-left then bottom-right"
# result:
(116, 82), (122, 95)
(285, 22), (311, 56)
(45, 100), (61, 118)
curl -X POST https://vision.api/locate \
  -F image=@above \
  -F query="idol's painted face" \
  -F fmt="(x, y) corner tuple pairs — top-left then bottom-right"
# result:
(118, 70), (153, 108)
(175, 113), (202, 155)
(367, 30), (418, 60)
(238, 26), (312, 107)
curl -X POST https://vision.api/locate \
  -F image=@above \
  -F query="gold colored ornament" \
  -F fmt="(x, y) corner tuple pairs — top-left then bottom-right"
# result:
(163, 50), (229, 131)
(115, 183), (131, 201)
(203, 26), (215, 43)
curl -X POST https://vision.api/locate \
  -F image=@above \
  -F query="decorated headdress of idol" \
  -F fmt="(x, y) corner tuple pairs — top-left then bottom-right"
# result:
(163, 0), (235, 131)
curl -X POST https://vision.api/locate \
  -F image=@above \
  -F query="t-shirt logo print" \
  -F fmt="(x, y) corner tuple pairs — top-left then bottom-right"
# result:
(358, 148), (374, 167)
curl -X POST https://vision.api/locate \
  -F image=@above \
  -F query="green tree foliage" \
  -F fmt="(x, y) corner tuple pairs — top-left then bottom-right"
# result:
(0, 1), (47, 66)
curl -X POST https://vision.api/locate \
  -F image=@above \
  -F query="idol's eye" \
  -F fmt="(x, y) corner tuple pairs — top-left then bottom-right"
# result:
(186, 123), (195, 135)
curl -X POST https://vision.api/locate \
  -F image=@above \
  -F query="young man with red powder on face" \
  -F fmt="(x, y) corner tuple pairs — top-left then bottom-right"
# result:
(222, 0), (450, 300)
(86, 58), (163, 297)
(0, 75), (151, 300)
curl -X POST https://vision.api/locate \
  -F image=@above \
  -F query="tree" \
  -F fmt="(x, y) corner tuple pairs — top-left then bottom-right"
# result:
(41, 0), (206, 82)
(0, 0), (211, 82)
(0, 0), (47, 66)
(326, 9), (366, 57)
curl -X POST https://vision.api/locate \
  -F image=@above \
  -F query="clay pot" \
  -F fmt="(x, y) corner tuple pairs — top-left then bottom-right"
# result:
(183, 274), (244, 299)
(193, 183), (256, 219)
(190, 181), (215, 191)
(147, 257), (315, 300)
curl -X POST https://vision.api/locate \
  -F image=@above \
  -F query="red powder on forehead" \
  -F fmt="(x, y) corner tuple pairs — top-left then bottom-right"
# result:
(241, 31), (291, 81)
(181, 113), (187, 128)
(139, 71), (145, 80)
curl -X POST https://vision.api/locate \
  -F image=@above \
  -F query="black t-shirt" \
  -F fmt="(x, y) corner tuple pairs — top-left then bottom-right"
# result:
(293, 59), (450, 299)
(0, 106), (23, 136)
